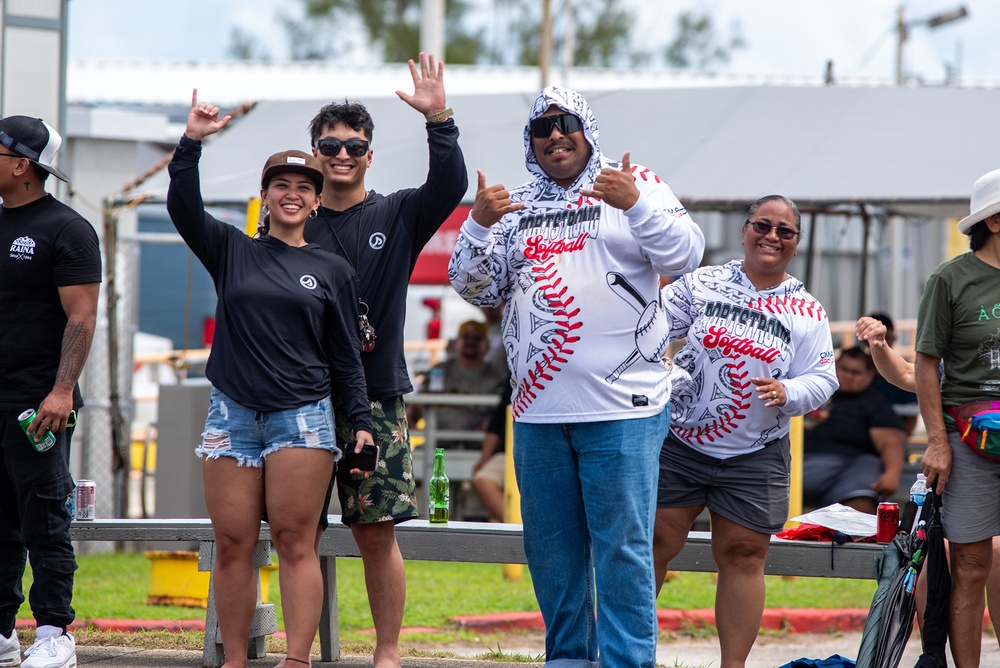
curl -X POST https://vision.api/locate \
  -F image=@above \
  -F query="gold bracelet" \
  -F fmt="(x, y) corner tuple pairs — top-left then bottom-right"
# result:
(424, 108), (454, 123)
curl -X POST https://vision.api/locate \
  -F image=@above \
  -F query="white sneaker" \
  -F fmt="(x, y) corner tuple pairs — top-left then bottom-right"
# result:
(22, 627), (74, 668)
(0, 630), (20, 667)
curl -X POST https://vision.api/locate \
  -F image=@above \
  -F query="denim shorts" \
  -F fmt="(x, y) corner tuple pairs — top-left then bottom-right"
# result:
(196, 388), (338, 467)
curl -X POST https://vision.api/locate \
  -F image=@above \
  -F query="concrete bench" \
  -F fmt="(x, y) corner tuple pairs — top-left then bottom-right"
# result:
(71, 518), (883, 665)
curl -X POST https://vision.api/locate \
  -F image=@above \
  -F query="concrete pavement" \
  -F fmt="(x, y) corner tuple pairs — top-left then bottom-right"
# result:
(64, 630), (1000, 667)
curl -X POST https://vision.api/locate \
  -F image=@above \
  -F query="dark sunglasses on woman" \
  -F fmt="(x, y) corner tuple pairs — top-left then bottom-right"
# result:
(746, 220), (799, 240)
(530, 113), (584, 138)
(315, 137), (370, 158)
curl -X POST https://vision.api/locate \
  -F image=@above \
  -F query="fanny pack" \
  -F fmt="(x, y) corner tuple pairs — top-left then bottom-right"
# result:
(944, 400), (1000, 461)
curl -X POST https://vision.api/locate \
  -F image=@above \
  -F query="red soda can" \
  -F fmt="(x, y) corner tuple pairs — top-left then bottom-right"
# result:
(876, 502), (899, 543)
(74, 480), (96, 521)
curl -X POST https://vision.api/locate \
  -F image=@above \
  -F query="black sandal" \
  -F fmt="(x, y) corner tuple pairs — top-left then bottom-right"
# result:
(285, 658), (310, 666)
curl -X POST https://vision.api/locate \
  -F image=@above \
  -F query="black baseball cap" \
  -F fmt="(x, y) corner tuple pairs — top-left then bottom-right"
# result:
(0, 115), (69, 182)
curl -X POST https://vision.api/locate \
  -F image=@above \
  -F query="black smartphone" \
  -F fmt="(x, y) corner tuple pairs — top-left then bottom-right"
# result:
(343, 443), (379, 472)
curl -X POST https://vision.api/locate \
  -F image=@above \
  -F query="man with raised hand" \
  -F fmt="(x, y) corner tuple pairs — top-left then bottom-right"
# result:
(305, 52), (466, 667)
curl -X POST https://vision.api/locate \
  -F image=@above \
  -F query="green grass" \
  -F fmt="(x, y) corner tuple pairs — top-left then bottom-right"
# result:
(17, 551), (877, 631)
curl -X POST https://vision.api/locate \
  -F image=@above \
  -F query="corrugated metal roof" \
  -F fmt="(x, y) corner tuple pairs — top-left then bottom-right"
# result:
(68, 59), (875, 107)
(125, 84), (999, 218)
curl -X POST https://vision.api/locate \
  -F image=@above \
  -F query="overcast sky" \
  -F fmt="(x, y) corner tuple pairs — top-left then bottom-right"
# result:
(67, 0), (999, 84)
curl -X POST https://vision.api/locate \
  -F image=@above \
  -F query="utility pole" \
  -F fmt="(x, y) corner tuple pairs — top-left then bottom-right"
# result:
(420, 0), (445, 60)
(895, 4), (968, 86)
(895, 5), (906, 85)
(539, 0), (553, 89)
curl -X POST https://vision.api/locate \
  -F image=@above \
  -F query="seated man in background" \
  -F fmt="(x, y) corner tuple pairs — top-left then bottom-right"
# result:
(859, 312), (919, 436)
(408, 320), (508, 450)
(803, 346), (907, 514)
(472, 390), (512, 522)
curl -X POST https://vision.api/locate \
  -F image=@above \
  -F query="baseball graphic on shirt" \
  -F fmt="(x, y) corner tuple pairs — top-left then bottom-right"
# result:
(507, 261), (581, 417)
(605, 272), (669, 384)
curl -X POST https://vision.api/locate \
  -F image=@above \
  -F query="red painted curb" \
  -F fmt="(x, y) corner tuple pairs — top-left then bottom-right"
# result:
(451, 611), (546, 632)
(12, 609), (995, 635)
(451, 609), (995, 635)
(655, 609), (872, 633)
(89, 619), (206, 632)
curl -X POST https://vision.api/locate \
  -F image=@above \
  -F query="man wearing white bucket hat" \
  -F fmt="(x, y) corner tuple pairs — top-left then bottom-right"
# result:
(915, 167), (1000, 667)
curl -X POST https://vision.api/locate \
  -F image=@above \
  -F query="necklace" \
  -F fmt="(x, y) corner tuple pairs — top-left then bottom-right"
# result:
(324, 191), (377, 352)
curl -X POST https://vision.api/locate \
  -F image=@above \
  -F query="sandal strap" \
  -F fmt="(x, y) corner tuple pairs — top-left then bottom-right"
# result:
(285, 658), (310, 665)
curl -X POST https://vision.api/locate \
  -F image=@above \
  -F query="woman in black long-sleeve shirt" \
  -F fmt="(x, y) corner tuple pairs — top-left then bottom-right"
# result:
(167, 90), (372, 668)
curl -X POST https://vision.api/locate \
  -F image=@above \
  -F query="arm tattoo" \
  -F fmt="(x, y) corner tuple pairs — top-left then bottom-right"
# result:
(56, 320), (94, 388)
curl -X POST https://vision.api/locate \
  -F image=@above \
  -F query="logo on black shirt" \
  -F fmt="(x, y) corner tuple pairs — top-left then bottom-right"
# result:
(299, 275), (317, 290)
(369, 232), (386, 250)
(9, 235), (35, 261)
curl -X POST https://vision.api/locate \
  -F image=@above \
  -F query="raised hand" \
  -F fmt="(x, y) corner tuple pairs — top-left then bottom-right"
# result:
(471, 170), (524, 227)
(184, 88), (233, 142)
(855, 316), (888, 348)
(579, 152), (639, 211)
(395, 52), (446, 116)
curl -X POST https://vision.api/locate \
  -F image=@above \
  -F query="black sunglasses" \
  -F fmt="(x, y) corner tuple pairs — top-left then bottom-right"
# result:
(530, 113), (583, 138)
(315, 137), (370, 158)
(746, 220), (799, 240)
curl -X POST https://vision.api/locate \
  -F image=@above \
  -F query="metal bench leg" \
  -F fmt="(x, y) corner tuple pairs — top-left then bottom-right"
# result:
(201, 543), (224, 668)
(318, 555), (340, 661)
(199, 539), (277, 666)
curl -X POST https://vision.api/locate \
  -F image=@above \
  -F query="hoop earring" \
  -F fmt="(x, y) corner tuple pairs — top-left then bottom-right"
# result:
(310, 208), (318, 218)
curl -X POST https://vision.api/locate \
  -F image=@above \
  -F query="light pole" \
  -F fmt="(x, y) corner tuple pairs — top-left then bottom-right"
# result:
(895, 4), (969, 85)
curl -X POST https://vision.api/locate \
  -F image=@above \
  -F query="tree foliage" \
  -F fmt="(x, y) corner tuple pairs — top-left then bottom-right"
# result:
(501, 0), (640, 68)
(664, 9), (746, 71)
(227, 0), (746, 72)
(277, 0), (485, 64)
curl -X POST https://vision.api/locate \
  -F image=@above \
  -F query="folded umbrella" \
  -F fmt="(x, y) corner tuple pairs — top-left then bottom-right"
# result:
(856, 502), (927, 668)
(914, 486), (949, 668)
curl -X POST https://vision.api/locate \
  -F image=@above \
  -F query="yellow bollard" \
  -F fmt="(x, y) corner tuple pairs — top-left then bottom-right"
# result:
(502, 405), (522, 581)
(245, 197), (261, 237)
(786, 414), (804, 529)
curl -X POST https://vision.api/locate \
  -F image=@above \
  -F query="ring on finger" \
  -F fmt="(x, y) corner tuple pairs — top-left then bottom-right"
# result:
(771, 390), (777, 398)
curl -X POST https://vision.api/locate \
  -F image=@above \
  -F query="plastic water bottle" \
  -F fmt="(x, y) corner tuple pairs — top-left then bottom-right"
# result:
(428, 366), (445, 393)
(909, 473), (928, 530)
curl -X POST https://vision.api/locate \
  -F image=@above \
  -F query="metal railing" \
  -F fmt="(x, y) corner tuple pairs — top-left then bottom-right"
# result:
(404, 393), (501, 518)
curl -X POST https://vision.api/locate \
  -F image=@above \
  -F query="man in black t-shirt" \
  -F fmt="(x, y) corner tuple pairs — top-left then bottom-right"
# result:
(802, 347), (907, 514)
(0, 116), (101, 668)
(304, 53), (467, 667)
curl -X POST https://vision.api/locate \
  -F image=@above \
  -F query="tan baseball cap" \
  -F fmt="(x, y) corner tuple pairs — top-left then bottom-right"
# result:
(260, 150), (323, 194)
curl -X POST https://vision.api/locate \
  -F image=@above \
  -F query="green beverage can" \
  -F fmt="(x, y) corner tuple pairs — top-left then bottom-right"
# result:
(429, 447), (450, 524)
(17, 409), (57, 453)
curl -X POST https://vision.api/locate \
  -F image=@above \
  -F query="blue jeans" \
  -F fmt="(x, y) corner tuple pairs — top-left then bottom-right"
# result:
(513, 409), (668, 668)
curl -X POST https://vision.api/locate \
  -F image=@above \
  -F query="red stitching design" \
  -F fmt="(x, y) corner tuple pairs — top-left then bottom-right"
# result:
(631, 165), (663, 184)
(747, 296), (827, 321)
(512, 264), (580, 418)
(675, 361), (748, 446)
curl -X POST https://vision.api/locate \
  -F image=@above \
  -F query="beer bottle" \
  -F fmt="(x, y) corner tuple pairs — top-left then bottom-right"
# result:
(429, 447), (449, 524)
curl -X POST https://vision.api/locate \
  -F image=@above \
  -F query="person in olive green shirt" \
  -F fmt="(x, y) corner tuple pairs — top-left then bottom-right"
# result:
(915, 167), (1000, 668)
